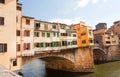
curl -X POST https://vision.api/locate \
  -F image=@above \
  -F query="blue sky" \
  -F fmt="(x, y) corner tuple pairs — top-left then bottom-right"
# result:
(19, 0), (120, 29)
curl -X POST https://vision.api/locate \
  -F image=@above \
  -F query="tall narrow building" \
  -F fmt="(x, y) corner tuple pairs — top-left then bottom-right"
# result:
(72, 22), (94, 47)
(0, 0), (17, 70)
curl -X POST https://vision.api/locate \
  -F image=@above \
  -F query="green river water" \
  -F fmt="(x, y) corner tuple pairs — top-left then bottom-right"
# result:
(21, 59), (120, 77)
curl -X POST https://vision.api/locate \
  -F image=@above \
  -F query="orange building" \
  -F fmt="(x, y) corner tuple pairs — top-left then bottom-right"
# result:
(72, 22), (94, 47)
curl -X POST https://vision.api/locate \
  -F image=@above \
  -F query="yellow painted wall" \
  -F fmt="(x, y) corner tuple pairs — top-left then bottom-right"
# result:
(74, 22), (93, 47)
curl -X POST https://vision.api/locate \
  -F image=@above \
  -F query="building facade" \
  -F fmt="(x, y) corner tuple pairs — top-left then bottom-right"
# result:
(0, 0), (17, 70)
(73, 22), (94, 47)
(94, 23), (119, 47)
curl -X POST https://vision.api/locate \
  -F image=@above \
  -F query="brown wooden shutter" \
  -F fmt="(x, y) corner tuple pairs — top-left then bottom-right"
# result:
(28, 31), (30, 36)
(4, 44), (7, 52)
(0, 17), (4, 25)
(17, 44), (20, 51)
(24, 43), (26, 50)
(28, 43), (30, 50)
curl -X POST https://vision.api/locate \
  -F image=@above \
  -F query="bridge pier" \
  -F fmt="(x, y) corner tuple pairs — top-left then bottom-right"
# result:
(73, 47), (94, 72)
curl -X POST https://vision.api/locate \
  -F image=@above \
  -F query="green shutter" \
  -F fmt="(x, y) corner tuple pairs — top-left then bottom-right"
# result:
(40, 43), (44, 48)
(53, 32), (56, 37)
(47, 33), (50, 38)
(34, 32), (37, 37)
(57, 33), (59, 37)
(51, 42), (54, 47)
(34, 43), (36, 47)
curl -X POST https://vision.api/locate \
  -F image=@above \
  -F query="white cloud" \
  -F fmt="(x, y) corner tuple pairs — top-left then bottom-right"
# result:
(103, 0), (108, 3)
(76, 0), (89, 8)
(75, 0), (108, 9)
(49, 17), (85, 25)
(92, 0), (99, 4)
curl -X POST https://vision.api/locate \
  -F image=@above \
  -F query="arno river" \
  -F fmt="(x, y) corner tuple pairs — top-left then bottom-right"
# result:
(19, 59), (120, 77)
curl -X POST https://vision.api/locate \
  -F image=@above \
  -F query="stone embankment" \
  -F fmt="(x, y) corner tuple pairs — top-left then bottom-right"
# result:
(0, 65), (21, 77)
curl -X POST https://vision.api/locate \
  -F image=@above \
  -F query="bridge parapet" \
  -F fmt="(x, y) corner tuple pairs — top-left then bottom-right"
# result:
(22, 50), (35, 57)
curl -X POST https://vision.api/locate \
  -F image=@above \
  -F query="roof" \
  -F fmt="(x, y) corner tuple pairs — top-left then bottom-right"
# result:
(22, 16), (35, 19)
(17, 3), (22, 6)
(35, 20), (52, 24)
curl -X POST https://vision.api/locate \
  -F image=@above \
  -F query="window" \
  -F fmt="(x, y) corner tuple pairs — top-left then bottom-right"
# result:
(17, 6), (22, 11)
(13, 59), (17, 66)
(106, 41), (111, 44)
(17, 30), (20, 36)
(26, 19), (30, 25)
(42, 32), (45, 37)
(0, 17), (4, 25)
(89, 39), (93, 43)
(24, 43), (30, 50)
(24, 30), (30, 36)
(89, 31), (92, 35)
(40, 43), (44, 47)
(35, 43), (40, 47)
(0, 43), (7, 53)
(72, 41), (77, 45)
(17, 44), (20, 51)
(81, 32), (86, 36)
(53, 32), (56, 37)
(34, 32), (39, 37)
(60, 25), (65, 29)
(52, 24), (56, 29)
(61, 33), (67, 36)
(45, 43), (51, 47)
(62, 41), (67, 46)
(106, 37), (110, 39)
(82, 40), (86, 44)
(44, 24), (48, 29)
(67, 42), (71, 46)
(0, 0), (5, 4)
(73, 34), (76, 37)
(35, 23), (40, 29)
(57, 32), (59, 37)
(47, 32), (50, 38)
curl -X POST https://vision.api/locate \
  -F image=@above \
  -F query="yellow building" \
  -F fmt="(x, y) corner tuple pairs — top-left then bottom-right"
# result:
(72, 22), (94, 47)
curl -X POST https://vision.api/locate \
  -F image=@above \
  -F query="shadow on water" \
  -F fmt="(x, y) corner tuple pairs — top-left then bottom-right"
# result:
(45, 68), (92, 77)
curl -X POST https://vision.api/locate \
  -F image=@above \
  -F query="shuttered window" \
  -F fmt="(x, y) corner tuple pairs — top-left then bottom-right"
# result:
(17, 30), (20, 36)
(24, 30), (30, 37)
(26, 19), (30, 25)
(0, 43), (7, 53)
(47, 33), (50, 38)
(34, 32), (39, 37)
(0, 17), (4, 25)
(17, 44), (20, 51)
(24, 43), (30, 50)
(0, 0), (5, 4)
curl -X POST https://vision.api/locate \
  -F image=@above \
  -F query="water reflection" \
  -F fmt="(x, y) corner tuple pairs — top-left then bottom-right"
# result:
(21, 59), (46, 77)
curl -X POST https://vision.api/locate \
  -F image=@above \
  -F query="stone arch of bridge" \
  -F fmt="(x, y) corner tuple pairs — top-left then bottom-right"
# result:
(22, 55), (75, 67)
(93, 49), (107, 62)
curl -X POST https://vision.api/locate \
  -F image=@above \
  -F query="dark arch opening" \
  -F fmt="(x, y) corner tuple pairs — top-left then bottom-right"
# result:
(93, 49), (107, 64)
(40, 56), (75, 72)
